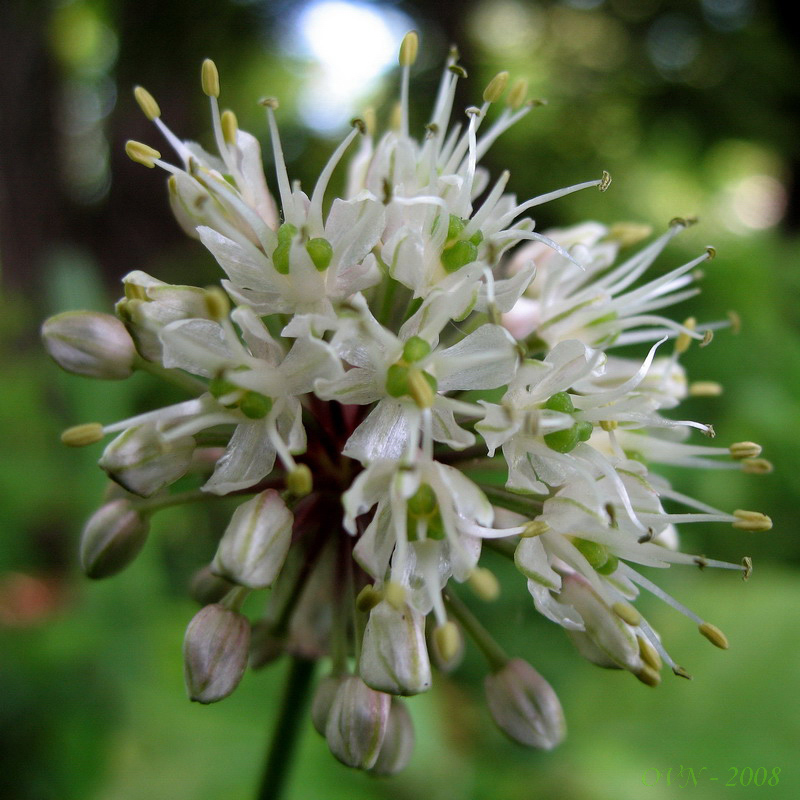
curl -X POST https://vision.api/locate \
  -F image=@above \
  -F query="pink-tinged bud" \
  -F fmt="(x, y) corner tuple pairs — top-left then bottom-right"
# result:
(42, 311), (136, 379)
(370, 699), (415, 776)
(183, 604), (250, 704)
(311, 674), (348, 736)
(99, 424), (195, 497)
(359, 600), (432, 696)
(484, 658), (566, 750)
(325, 676), (390, 770)
(79, 499), (149, 579)
(211, 490), (293, 589)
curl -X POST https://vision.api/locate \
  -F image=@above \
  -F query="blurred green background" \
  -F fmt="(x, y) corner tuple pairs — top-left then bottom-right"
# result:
(1, 0), (799, 798)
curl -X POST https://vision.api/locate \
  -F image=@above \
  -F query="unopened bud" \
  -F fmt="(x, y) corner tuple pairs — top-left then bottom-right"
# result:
(485, 658), (566, 750)
(311, 674), (348, 736)
(79, 499), (149, 579)
(189, 565), (237, 606)
(212, 490), (293, 589)
(99, 424), (195, 497)
(325, 675), (390, 770)
(43, 311), (136, 379)
(370, 699), (415, 776)
(183, 603), (250, 703)
(359, 600), (432, 696)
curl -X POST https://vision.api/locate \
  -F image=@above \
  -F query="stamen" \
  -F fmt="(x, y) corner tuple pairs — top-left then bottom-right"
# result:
(308, 123), (361, 233)
(384, 579), (406, 610)
(732, 510), (772, 531)
(398, 31), (419, 138)
(434, 621), (461, 662)
(483, 71), (509, 103)
(729, 441), (762, 459)
(61, 423), (104, 447)
(468, 567), (500, 601)
(741, 458), (773, 474)
(507, 77), (528, 110)
(201, 58), (220, 98)
(261, 100), (296, 224)
(612, 601), (641, 627)
(698, 622), (729, 649)
(521, 520), (549, 538)
(221, 109), (238, 145)
(356, 584), (383, 612)
(125, 140), (161, 168)
(638, 636), (662, 672)
(204, 287), (231, 321)
(133, 86), (160, 120)
(689, 381), (723, 396)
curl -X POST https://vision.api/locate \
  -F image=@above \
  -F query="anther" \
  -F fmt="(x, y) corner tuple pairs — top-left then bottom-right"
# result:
(607, 222), (652, 247)
(705, 245), (716, 260)
(521, 520), (549, 538)
(399, 31), (419, 67)
(133, 86), (161, 120)
(125, 140), (161, 168)
(638, 637), (662, 672)
(732, 510), (772, 532)
(221, 109), (238, 145)
(433, 621), (461, 663)
(362, 107), (376, 136)
(689, 381), (723, 396)
(259, 97), (279, 109)
(507, 77), (528, 110)
(204, 287), (230, 321)
(449, 64), (468, 79)
(700, 329), (714, 347)
(350, 117), (366, 135)
(201, 58), (220, 98)
(698, 622), (729, 650)
(612, 601), (641, 627)
(356, 584), (383, 613)
(741, 556), (753, 581)
(635, 665), (661, 687)
(674, 317), (696, 354)
(672, 665), (693, 680)
(468, 567), (500, 601)
(729, 441), (762, 460)
(600, 420), (617, 431)
(483, 71), (509, 103)
(287, 464), (313, 498)
(384, 580), (406, 610)
(598, 170), (612, 192)
(727, 310), (741, 334)
(407, 369), (435, 409)
(61, 423), (104, 447)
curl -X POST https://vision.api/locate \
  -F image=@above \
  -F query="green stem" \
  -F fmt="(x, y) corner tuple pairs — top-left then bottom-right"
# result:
(480, 486), (545, 517)
(444, 589), (508, 673)
(257, 656), (315, 800)
(134, 356), (208, 395)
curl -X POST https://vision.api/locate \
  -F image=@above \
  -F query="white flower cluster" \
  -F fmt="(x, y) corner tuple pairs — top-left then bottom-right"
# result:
(44, 34), (772, 774)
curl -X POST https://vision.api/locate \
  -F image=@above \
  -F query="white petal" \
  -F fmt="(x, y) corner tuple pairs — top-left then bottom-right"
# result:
(434, 324), (517, 391)
(203, 420), (276, 495)
(343, 400), (415, 464)
(160, 319), (232, 377)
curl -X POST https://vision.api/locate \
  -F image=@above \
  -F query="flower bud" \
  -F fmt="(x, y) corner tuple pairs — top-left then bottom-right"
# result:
(558, 573), (643, 674)
(42, 311), (136, 379)
(484, 659), (566, 750)
(189, 565), (237, 606)
(211, 490), (293, 589)
(311, 674), (347, 736)
(370, 699), (415, 776)
(183, 603), (250, 704)
(99, 424), (195, 497)
(79, 499), (149, 579)
(359, 600), (432, 696)
(325, 676), (390, 770)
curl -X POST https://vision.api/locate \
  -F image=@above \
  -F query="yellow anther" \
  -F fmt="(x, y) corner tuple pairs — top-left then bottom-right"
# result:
(521, 520), (549, 538)
(607, 222), (653, 247)
(287, 464), (313, 498)
(729, 441), (762, 460)
(449, 64), (468, 79)
(727, 310), (741, 334)
(204, 287), (230, 321)
(356, 584), (383, 613)
(350, 117), (366, 135)
(705, 245), (716, 260)
(468, 567), (500, 602)
(507, 77), (528, 110)
(433, 621), (461, 663)
(700, 329), (714, 347)
(673, 665), (693, 680)
(741, 458), (773, 475)
(741, 556), (753, 581)
(133, 86), (161, 120)
(599, 420), (617, 432)
(221, 109), (238, 145)
(407, 369), (434, 409)
(598, 170), (612, 192)
(362, 107), (376, 136)
(61, 423), (104, 447)
(674, 317), (696, 354)
(201, 58), (220, 98)
(699, 622), (729, 649)
(384, 580), (406, 610)
(259, 96), (279, 110)
(125, 140), (161, 168)
(399, 31), (419, 67)
(638, 637), (662, 672)
(612, 601), (641, 627)
(669, 216), (699, 228)
(732, 510), (772, 532)
(689, 381), (723, 397)
(483, 71), (509, 103)
(635, 665), (661, 687)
